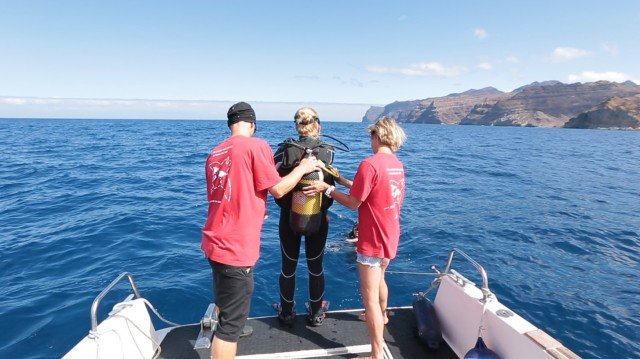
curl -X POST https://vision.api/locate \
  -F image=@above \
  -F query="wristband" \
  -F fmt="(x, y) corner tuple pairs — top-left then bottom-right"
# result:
(325, 185), (336, 198)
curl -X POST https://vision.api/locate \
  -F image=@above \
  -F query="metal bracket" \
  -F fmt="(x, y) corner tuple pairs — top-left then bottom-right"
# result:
(89, 272), (142, 337)
(442, 248), (496, 303)
(496, 309), (514, 318)
(194, 303), (218, 350)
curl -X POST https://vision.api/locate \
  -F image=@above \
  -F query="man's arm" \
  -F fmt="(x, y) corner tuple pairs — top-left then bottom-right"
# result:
(269, 157), (318, 199)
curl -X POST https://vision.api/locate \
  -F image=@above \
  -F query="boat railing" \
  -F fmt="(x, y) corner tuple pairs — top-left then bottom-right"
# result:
(440, 248), (493, 302)
(89, 272), (141, 336)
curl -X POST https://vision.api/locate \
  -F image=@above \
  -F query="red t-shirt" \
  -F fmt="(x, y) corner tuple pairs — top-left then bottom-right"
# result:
(201, 135), (281, 266)
(350, 153), (405, 259)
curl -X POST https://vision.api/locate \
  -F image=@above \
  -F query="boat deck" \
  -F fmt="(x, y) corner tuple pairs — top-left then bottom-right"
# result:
(159, 307), (457, 358)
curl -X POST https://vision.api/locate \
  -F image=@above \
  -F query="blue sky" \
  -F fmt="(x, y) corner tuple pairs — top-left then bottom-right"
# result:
(1, 0), (639, 120)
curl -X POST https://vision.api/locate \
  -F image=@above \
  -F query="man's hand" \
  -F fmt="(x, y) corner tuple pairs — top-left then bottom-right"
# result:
(297, 156), (320, 174)
(269, 156), (320, 199)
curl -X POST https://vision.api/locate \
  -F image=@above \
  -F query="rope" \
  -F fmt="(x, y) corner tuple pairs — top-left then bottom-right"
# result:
(421, 280), (439, 297)
(386, 270), (439, 276)
(91, 301), (165, 359)
(476, 298), (490, 338)
(88, 297), (183, 358)
(140, 298), (180, 327)
(111, 313), (162, 359)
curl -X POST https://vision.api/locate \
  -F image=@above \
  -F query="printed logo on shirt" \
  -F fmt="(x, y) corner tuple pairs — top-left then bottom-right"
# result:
(387, 167), (404, 176)
(209, 147), (233, 203)
(385, 166), (405, 218)
(390, 179), (405, 205)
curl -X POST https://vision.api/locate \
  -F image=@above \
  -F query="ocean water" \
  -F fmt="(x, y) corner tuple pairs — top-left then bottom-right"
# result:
(0, 119), (639, 359)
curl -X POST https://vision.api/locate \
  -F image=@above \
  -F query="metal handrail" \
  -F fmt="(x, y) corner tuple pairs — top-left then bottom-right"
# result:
(442, 248), (493, 301)
(90, 272), (142, 333)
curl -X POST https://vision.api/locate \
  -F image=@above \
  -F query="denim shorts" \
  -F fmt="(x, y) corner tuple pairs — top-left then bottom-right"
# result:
(356, 253), (384, 267)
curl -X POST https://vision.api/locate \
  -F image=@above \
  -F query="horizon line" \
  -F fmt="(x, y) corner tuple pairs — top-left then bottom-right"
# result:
(0, 116), (365, 122)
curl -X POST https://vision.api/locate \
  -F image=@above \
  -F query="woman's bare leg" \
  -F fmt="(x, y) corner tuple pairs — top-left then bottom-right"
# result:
(379, 259), (390, 325)
(359, 263), (385, 359)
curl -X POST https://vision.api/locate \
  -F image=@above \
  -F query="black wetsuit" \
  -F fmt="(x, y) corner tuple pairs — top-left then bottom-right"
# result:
(274, 136), (336, 316)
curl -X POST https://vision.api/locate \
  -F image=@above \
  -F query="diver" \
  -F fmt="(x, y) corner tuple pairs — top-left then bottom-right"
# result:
(273, 107), (349, 327)
(347, 221), (359, 243)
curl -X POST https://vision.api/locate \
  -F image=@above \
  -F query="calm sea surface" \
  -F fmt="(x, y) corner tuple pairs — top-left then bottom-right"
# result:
(0, 119), (639, 358)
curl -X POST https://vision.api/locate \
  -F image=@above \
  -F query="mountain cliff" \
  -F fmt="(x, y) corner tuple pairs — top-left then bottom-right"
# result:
(364, 81), (640, 129)
(362, 106), (385, 123)
(371, 87), (506, 125)
(460, 81), (640, 127)
(564, 94), (640, 129)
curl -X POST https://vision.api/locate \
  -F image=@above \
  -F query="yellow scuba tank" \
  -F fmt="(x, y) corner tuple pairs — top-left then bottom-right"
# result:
(290, 149), (324, 235)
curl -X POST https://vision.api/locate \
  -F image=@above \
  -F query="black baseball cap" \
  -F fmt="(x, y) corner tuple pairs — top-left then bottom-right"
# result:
(227, 102), (257, 130)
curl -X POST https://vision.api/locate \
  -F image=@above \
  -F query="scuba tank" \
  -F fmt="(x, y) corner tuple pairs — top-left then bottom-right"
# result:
(289, 149), (324, 235)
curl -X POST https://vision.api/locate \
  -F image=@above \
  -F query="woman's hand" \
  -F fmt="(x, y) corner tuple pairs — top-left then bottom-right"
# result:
(302, 181), (330, 196)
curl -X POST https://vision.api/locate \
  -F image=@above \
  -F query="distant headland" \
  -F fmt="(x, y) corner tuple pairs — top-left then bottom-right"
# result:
(363, 80), (640, 130)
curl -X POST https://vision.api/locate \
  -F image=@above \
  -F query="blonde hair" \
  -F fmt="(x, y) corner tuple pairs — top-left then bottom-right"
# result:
(294, 107), (320, 136)
(368, 117), (407, 152)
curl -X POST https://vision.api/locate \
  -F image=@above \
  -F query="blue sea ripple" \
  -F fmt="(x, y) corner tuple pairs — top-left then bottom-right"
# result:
(0, 119), (639, 358)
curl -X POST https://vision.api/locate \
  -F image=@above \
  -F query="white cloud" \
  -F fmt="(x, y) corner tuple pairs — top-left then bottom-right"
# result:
(0, 97), (67, 106)
(474, 28), (487, 40)
(0, 96), (372, 121)
(477, 62), (493, 70)
(567, 71), (639, 84)
(1, 97), (28, 105)
(601, 43), (618, 56)
(398, 15), (408, 21)
(551, 47), (591, 62)
(505, 55), (520, 63)
(365, 62), (468, 77)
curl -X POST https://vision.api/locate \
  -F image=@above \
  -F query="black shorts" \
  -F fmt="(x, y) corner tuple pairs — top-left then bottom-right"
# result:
(208, 259), (254, 343)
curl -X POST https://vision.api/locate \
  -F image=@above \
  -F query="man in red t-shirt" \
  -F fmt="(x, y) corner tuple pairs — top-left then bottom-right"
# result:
(202, 102), (318, 359)
(303, 118), (406, 359)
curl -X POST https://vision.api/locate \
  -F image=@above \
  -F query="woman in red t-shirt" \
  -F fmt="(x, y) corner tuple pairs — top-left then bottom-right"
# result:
(304, 117), (407, 359)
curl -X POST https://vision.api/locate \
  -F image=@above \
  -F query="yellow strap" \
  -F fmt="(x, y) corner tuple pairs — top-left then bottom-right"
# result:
(317, 160), (341, 179)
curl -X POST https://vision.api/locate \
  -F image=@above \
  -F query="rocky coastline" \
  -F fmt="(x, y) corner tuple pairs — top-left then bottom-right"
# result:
(363, 81), (640, 130)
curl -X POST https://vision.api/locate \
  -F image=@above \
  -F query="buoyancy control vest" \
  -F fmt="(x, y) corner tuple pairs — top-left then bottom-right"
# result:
(274, 136), (336, 235)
